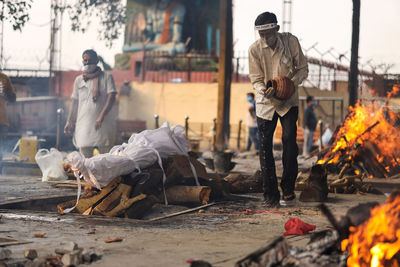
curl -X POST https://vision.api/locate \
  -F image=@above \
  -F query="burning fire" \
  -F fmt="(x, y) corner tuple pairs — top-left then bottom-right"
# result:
(341, 193), (400, 267)
(317, 85), (400, 176)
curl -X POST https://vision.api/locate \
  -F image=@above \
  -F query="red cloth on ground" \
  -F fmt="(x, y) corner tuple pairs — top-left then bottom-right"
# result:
(283, 218), (316, 236)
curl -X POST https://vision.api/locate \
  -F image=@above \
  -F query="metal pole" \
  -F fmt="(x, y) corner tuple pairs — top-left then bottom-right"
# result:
(340, 100), (344, 122)
(154, 114), (159, 129)
(142, 50), (146, 82)
(319, 120), (324, 151)
(187, 56), (191, 82)
(237, 119), (242, 150)
(212, 118), (217, 151)
(332, 100), (335, 127)
(349, 0), (361, 107)
(236, 57), (239, 82)
(216, 0), (233, 151)
(185, 116), (189, 138)
(56, 108), (64, 150)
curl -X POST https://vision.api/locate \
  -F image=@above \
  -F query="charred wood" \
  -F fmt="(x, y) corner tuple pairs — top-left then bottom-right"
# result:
(299, 165), (329, 202)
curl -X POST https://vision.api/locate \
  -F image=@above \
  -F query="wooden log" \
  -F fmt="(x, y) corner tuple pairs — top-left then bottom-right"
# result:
(101, 194), (146, 217)
(299, 164), (329, 202)
(57, 176), (122, 214)
(92, 183), (133, 215)
(354, 141), (388, 177)
(235, 236), (289, 267)
(224, 171), (263, 193)
(125, 196), (156, 219)
(160, 186), (211, 205)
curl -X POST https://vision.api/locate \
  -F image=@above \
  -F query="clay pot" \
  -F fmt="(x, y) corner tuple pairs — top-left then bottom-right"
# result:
(266, 76), (295, 100)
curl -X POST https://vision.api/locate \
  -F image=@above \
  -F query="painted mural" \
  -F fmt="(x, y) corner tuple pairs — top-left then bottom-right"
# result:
(123, 0), (220, 55)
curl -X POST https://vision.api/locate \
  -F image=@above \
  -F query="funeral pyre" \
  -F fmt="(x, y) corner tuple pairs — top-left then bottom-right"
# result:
(317, 85), (400, 179)
(57, 124), (230, 219)
(341, 192), (400, 267)
(235, 192), (400, 267)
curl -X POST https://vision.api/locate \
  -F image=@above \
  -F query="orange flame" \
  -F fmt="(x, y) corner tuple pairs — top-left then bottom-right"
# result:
(342, 194), (400, 267)
(319, 85), (400, 176)
(387, 84), (400, 100)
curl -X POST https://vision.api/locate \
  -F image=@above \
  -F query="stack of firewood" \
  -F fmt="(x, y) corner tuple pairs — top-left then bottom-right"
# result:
(58, 155), (227, 219)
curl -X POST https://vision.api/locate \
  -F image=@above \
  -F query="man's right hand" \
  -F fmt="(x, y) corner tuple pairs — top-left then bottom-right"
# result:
(64, 121), (75, 135)
(263, 87), (276, 98)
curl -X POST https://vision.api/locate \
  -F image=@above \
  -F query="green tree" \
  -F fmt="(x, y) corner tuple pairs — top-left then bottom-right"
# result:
(0, 0), (33, 31)
(66, 0), (126, 47)
(2, 0), (126, 47)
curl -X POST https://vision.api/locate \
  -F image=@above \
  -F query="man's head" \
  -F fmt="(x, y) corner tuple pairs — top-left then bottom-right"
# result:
(82, 49), (99, 73)
(306, 96), (314, 106)
(247, 92), (255, 102)
(255, 12), (280, 47)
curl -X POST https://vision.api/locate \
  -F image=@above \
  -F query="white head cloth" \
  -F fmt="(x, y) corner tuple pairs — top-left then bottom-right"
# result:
(254, 23), (277, 31)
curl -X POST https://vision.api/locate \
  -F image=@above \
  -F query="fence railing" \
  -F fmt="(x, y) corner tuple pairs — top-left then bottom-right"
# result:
(140, 50), (379, 90)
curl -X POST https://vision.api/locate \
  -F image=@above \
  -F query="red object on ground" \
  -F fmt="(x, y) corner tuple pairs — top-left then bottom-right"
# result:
(283, 218), (316, 236)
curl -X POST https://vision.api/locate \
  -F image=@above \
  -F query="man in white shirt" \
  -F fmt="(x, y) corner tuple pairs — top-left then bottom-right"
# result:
(248, 12), (308, 207)
(64, 49), (117, 158)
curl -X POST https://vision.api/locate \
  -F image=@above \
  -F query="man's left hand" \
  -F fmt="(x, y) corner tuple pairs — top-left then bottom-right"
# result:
(95, 117), (103, 130)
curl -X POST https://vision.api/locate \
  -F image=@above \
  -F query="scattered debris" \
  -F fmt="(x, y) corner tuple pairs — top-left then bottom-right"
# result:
(61, 250), (81, 266)
(24, 249), (38, 260)
(33, 233), (46, 238)
(0, 249), (11, 260)
(54, 248), (70, 255)
(186, 258), (213, 267)
(63, 241), (78, 252)
(104, 238), (123, 243)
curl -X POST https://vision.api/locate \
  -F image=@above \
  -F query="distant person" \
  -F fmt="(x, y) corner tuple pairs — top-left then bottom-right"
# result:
(248, 11), (308, 207)
(246, 92), (259, 151)
(0, 72), (16, 161)
(64, 49), (117, 158)
(302, 96), (317, 157)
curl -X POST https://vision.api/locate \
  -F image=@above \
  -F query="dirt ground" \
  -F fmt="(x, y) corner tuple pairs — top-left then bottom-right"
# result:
(0, 153), (396, 267)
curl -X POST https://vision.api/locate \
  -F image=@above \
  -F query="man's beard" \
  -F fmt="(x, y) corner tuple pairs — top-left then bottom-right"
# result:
(265, 32), (278, 47)
(83, 64), (97, 73)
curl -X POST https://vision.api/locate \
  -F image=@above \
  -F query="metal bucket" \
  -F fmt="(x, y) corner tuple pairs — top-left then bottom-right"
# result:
(213, 151), (234, 174)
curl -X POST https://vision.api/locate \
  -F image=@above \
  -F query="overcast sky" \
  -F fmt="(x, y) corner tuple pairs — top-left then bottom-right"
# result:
(3, 0), (400, 73)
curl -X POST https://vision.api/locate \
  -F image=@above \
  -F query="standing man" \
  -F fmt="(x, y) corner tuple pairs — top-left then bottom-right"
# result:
(248, 12), (308, 207)
(246, 92), (259, 152)
(64, 49), (117, 158)
(302, 96), (317, 157)
(0, 72), (16, 161)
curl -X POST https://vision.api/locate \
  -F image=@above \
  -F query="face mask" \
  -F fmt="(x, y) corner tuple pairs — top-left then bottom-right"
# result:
(83, 64), (97, 73)
(265, 32), (278, 47)
(247, 96), (253, 102)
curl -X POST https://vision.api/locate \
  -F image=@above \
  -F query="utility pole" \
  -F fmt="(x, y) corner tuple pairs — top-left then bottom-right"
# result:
(0, 3), (4, 69)
(348, 0), (360, 107)
(282, 0), (293, 33)
(215, 0), (233, 151)
(49, 0), (63, 95)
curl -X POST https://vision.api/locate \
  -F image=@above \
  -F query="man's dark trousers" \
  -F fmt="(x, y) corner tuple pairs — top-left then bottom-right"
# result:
(257, 107), (299, 201)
